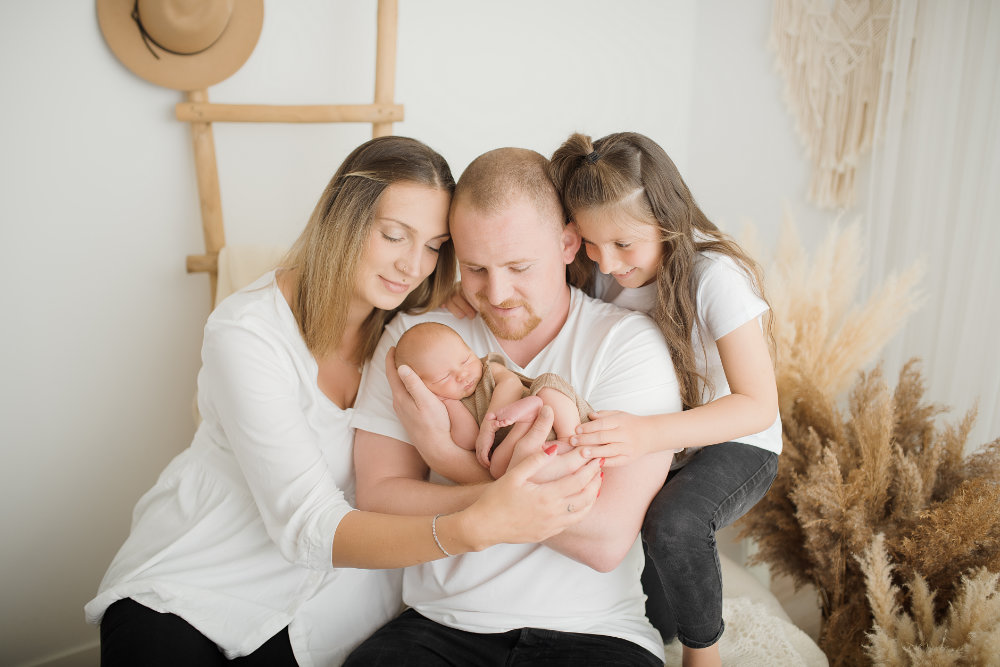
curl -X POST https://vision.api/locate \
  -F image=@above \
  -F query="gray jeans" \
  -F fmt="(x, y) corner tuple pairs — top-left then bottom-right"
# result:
(641, 442), (779, 649)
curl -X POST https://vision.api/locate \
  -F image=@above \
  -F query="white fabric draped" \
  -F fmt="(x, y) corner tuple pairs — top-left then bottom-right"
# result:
(865, 0), (1000, 450)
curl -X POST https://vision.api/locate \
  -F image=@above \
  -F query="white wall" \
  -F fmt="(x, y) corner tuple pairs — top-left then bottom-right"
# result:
(686, 2), (837, 248)
(0, 1), (831, 664)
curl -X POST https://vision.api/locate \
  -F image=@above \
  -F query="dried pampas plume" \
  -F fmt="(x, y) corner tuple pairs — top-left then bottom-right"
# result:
(859, 534), (1000, 665)
(735, 214), (1000, 665)
(742, 212), (924, 418)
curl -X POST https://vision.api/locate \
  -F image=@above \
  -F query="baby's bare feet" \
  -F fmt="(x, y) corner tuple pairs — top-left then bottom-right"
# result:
(493, 395), (543, 426)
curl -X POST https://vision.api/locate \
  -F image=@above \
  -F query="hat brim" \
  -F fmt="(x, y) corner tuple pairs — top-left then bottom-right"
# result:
(97, 0), (264, 91)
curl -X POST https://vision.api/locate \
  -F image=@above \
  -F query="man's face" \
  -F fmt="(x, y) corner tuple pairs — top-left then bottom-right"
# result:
(450, 196), (579, 342)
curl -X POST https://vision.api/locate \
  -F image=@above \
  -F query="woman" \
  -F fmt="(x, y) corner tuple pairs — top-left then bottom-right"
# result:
(86, 136), (602, 666)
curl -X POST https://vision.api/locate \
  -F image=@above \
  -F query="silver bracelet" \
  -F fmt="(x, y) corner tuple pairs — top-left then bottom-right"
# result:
(432, 513), (453, 557)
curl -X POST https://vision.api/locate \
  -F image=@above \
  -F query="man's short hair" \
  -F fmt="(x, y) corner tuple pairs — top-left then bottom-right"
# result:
(453, 148), (565, 231)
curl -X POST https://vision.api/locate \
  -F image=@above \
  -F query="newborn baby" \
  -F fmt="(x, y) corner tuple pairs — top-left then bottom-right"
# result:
(394, 322), (592, 478)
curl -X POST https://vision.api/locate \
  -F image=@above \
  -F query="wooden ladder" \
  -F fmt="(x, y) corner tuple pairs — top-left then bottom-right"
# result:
(182, 0), (401, 305)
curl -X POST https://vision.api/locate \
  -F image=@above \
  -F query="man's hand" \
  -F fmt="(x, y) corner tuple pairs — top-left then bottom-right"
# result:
(386, 347), (492, 483)
(465, 409), (603, 547)
(386, 347), (452, 452)
(443, 281), (478, 319)
(496, 407), (593, 483)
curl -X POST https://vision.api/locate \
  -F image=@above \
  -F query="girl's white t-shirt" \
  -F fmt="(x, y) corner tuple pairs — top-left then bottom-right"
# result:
(593, 251), (783, 459)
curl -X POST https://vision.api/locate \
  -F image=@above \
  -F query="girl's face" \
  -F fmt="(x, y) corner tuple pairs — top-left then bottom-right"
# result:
(356, 181), (451, 312)
(573, 206), (663, 289)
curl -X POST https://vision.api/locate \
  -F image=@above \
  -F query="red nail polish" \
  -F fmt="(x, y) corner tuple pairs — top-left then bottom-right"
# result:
(544, 444), (558, 455)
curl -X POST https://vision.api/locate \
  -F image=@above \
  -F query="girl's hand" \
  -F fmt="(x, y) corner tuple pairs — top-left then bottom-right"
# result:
(444, 282), (477, 319)
(465, 408), (602, 545)
(568, 410), (656, 467)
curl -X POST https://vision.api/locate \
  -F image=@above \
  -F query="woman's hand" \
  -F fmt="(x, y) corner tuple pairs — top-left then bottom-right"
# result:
(461, 407), (603, 547)
(444, 282), (477, 319)
(568, 410), (659, 467)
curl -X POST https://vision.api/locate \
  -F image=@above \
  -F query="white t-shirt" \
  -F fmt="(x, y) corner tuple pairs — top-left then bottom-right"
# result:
(593, 251), (783, 457)
(352, 287), (681, 661)
(85, 272), (402, 666)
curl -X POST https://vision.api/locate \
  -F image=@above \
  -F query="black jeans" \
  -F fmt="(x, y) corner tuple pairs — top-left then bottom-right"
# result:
(641, 443), (778, 649)
(343, 608), (663, 666)
(100, 598), (298, 666)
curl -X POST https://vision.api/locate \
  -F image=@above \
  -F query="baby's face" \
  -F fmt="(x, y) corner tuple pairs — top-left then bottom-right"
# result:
(411, 335), (483, 401)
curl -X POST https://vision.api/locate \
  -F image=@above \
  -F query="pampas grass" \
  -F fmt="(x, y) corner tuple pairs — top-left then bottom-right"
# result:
(859, 535), (1000, 665)
(745, 213), (924, 417)
(743, 358), (1000, 665)
(735, 216), (1000, 665)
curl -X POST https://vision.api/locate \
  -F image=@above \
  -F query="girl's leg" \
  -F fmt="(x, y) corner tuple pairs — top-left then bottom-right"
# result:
(641, 443), (778, 663)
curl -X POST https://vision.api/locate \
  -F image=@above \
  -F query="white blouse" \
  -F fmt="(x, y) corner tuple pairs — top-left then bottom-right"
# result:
(85, 272), (401, 666)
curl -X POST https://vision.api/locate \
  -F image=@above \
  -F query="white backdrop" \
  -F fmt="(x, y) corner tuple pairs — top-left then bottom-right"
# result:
(866, 0), (1000, 450)
(4, 1), (979, 665)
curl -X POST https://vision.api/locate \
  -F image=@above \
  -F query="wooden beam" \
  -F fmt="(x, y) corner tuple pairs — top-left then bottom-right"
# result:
(176, 102), (403, 124)
(186, 89), (225, 304)
(372, 0), (399, 137)
(186, 253), (218, 274)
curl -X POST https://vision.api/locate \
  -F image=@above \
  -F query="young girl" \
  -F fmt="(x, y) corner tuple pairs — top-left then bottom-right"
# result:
(549, 131), (781, 667)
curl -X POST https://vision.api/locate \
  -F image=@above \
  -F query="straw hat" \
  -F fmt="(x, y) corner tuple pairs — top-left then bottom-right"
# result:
(97, 0), (264, 91)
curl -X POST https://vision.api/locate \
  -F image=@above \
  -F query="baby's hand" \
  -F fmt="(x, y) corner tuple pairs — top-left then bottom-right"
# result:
(475, 416), (502, 468)
(444, 282), (478, 319)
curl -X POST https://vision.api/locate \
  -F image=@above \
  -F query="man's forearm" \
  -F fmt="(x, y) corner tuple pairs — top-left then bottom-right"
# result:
(418, 439), (493, 484)
(541, 450), (673, 572)
(354, 429), (488, 516)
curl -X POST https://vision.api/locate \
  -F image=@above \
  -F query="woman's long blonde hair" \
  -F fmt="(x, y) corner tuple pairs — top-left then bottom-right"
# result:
(549, 131), (772, 410)
(284, 136), (456, 364)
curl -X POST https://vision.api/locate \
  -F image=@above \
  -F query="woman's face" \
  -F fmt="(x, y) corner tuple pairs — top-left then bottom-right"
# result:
(573, 205), (663, 289)
(356, 181), (451, 312)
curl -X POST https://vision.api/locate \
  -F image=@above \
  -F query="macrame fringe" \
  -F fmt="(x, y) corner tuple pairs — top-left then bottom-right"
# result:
(770, 0), (896, 209)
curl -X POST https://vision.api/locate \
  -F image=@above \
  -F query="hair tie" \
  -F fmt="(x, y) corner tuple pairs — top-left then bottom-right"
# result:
(584, 151), (602, 165)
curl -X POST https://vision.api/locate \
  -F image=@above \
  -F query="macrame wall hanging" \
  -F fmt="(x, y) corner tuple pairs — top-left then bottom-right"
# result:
(770, 0), (897, 209)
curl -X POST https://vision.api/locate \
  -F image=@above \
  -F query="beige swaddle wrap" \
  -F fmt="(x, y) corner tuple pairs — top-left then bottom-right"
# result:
(460, 353), (592, 446)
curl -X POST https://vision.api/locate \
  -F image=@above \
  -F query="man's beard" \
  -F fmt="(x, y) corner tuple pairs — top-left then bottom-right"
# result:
(475, 294), (541, 341)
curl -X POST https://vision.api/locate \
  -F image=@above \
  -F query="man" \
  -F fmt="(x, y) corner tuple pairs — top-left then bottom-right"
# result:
(348, 147), (681, 666)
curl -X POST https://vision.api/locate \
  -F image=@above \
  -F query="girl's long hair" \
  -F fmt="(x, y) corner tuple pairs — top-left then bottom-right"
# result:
(283, 135), (456, 364)
(549, 131), (772, 409)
